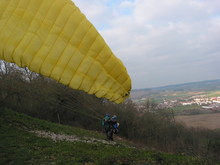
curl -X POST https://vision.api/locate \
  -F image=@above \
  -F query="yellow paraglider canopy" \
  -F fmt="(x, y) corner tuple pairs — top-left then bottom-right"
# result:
(0, 0), (131, 103)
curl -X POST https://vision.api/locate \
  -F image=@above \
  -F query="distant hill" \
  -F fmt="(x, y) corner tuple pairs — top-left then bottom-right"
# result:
(131, 79), (220, 99)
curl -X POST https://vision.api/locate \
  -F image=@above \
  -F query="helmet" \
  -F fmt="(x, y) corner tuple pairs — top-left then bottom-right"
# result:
(112, 115), (117, 120)
(105, 113), (110, 117)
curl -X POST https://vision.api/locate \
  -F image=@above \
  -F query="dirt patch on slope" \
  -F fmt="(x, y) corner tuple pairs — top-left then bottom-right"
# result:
(30, 130), (117, 145)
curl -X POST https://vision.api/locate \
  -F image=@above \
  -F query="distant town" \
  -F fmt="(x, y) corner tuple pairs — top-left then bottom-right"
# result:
(131, 79), (220, 113)
(133, 95), (220, 112)
(160, 95), (220, 109)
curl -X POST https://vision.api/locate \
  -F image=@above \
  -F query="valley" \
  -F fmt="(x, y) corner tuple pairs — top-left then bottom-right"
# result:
(130, 79), (220, 115)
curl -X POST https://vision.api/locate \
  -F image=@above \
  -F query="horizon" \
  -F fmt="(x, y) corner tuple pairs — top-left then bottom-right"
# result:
(131, 78), (220, 91)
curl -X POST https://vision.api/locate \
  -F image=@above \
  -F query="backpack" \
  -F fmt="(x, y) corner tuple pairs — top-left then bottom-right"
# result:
(101, 115), (110, 126)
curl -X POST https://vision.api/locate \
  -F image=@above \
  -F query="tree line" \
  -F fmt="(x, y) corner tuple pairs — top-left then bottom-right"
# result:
(0, 60), (220, 162)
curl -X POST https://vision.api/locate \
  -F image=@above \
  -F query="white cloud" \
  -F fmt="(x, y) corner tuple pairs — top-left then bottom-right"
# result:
(73, 0), (220, 89)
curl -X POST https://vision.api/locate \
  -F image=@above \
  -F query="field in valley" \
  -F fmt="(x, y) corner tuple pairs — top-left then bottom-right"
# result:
(175, 113), (220, 130)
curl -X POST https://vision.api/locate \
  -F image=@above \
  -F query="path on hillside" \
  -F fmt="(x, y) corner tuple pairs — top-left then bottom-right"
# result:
(30, 130), (132, 147)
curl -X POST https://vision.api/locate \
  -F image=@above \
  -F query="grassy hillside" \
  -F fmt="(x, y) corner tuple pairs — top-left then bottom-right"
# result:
(0, 107), (211, 165)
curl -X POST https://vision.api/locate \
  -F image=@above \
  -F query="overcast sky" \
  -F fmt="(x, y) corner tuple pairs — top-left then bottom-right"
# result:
(73, 0), (220, 89)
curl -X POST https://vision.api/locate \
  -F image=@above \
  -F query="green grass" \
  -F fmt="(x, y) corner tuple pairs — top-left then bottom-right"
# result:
(206, 90), (220, 97)
(0, 107), (213, 165)
(172, 105), (202, 114)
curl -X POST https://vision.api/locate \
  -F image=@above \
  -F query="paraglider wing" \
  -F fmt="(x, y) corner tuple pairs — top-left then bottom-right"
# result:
(0, 0), (131, 103)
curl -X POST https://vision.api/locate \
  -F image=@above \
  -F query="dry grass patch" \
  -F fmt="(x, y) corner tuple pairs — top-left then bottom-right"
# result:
(175, 113), (220, 130)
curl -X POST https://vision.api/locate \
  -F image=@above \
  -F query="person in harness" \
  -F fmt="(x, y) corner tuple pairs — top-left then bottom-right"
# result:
(110, 115), (119, 135)
(102, 114), (119, 140)
(102, 114), (111, 139)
